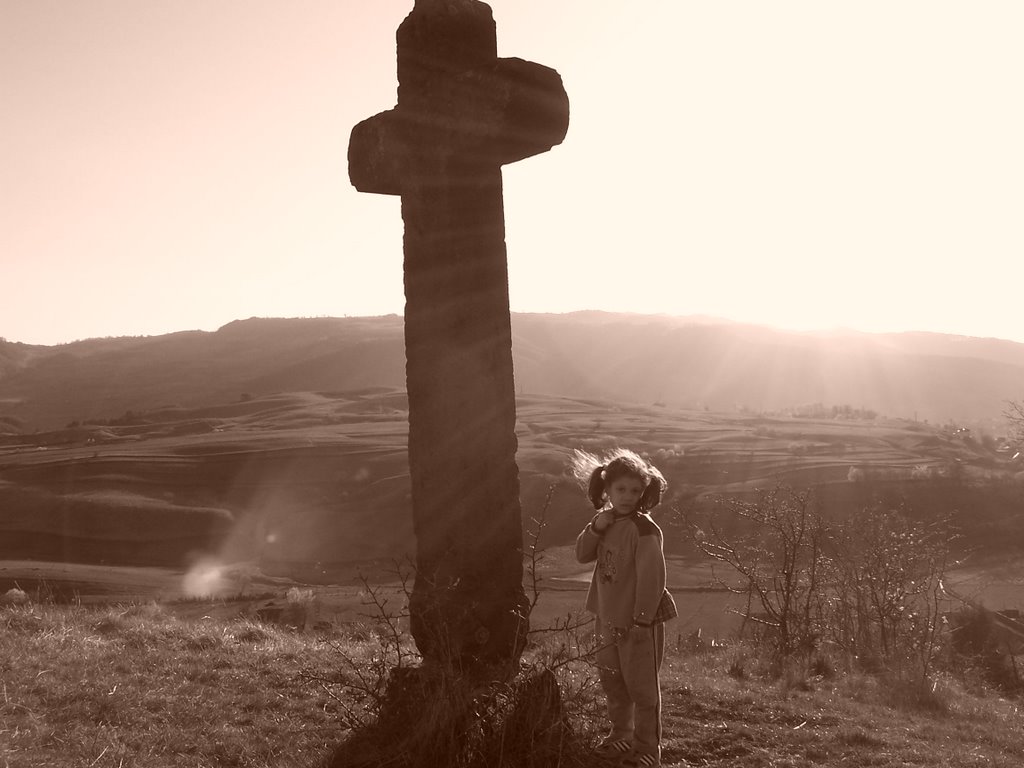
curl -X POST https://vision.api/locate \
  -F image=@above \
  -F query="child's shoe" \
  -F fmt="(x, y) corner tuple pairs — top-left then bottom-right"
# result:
(594, 737), (632, 759)
(620, 749), (661, 767)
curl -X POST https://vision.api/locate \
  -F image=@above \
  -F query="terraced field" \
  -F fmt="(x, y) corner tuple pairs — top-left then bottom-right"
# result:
(2, 390), (1018, 614)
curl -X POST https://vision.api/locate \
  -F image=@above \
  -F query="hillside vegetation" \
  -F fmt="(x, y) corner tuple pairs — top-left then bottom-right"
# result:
(2, 385), (1022, 577)
(3, 313), (1024, 767)
(2, 313), (1023, 432)
(2, 312), (1023, 598)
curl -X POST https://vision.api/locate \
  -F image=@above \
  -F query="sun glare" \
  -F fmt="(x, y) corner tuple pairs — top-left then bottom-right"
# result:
(182, 558), (225, 598)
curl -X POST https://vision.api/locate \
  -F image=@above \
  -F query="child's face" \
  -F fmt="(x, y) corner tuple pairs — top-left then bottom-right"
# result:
(606, 475), (646, 516)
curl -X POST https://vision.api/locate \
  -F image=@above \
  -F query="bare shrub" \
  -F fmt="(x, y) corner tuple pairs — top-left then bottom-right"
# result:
(686, 486), (953, 694)
(1005, 399), (1024, 445)
(824, 505), (952, 685)
(693, 485), (828, 660)
(948, 605), (1024, 694)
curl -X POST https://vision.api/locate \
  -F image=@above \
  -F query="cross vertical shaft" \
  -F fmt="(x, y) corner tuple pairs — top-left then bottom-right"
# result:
(348, 0), (568, 665)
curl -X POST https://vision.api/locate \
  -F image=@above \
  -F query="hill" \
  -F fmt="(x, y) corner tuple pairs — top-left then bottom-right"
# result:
(2, 312), (1023, 580)
(2, 312), (1023, 433)
(2, 386), (1021, 577)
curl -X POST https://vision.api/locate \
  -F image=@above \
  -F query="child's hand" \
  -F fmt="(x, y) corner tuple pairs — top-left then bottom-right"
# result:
(593, 510), (615, 533)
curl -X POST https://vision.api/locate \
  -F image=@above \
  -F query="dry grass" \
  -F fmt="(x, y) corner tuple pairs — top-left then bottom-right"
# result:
(0, 601), (342, 768)
(3, 600), (1024, 767)
(659, 650), (1024, 767)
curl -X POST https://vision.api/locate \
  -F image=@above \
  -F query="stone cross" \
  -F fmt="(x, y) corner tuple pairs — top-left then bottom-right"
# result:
(348, 0), (569, 665)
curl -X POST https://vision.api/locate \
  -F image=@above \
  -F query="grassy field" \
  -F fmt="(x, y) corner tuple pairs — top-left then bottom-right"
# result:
(4, 594), (1024, 768)
(3, 392), (1024, 764)
(0, 601), (340, 768)
(4, 543), (1022, 649)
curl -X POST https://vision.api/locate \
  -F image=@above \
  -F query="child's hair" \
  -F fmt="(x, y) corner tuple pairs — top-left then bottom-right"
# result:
(570, 447), (667, 512)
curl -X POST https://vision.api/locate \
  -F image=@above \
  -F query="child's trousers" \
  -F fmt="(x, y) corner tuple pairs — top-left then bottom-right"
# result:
(595, 618), (666, 757)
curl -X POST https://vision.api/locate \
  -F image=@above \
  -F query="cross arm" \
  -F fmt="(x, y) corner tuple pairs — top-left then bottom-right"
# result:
(348, 109), (406, 196)
(456, 57), (569, 166)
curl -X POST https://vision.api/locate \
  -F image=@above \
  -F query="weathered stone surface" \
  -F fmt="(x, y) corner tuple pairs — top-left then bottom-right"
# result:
(348, 0), (568, 664)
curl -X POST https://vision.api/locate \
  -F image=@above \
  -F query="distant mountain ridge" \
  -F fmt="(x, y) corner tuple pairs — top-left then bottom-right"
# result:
(1, 312), (1022, 433)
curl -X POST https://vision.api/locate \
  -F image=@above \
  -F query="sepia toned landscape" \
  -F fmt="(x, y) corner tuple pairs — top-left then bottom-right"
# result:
(3, 313), (1024, 587)
(6, 0), (1024, 762)
(3, 313), (1024, 766)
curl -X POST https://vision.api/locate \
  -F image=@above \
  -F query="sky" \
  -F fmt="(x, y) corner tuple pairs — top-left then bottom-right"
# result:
(2, 0), (1023, 347)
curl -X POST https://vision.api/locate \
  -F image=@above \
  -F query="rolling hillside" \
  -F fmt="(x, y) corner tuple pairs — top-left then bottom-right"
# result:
(2, 312), (1023, 579)
(2, 312), (1023, 433)
(2, 386), (1020, 575)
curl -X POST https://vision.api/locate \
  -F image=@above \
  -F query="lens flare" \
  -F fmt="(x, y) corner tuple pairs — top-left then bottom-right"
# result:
(183, 558), (225, 598)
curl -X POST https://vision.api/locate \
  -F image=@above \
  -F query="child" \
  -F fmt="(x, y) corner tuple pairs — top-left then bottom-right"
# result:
(573, 448), (676, 768)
